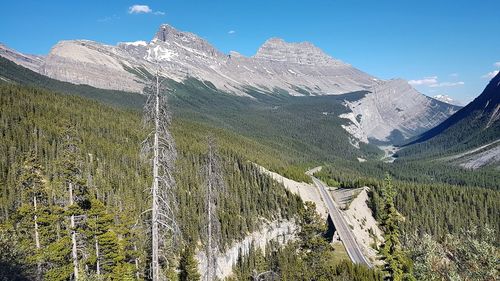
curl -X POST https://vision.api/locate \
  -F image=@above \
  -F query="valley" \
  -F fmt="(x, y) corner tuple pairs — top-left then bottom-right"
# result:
(0, 10), (499, 281)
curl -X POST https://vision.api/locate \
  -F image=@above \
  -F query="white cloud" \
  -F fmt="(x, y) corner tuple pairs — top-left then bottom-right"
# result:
(408, 76), (438, 86)
(228, 30), (236, 34)
(129, 5), (152, 14)
(409, 76), (464, 88)
(429, 81), (465, 88)
(449, 73), (459, 77)
(494, 62), (500, 68)
(128, 5), (165, 15)
(482, 70), (499, 79)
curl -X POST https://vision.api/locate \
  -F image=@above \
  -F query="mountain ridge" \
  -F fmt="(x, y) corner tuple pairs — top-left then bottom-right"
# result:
(397, 72), (500, 168)
(0, 23), (459, 144)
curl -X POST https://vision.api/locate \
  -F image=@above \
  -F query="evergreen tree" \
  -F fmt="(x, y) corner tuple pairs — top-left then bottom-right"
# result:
(16, 153), (49, 280)
(179, 246), (201, 281)
(379, 174), (413, 281)
(86, 198), (113, 277)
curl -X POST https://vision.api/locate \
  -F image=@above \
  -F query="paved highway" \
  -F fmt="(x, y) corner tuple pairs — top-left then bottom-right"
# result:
(311, 177), (372, 268)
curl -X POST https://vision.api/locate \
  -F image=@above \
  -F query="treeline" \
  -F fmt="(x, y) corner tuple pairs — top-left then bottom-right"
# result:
(0, 56), (383, 183)
(0, 83), (302, 280)
(317, 158), (500, 190)
(169, 78), (381, 165)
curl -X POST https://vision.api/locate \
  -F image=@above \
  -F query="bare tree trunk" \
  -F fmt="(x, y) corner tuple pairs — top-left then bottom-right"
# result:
(151, 72), (162, 281)
(134, 243), (140, 280)
(69, 183), (79, 280)
(203, 138), (225, 281)
(34, 196), (42, 281)
(143, 69), (179, 281)
(95, 235), (100, 277)
(206, 147), (212, 281)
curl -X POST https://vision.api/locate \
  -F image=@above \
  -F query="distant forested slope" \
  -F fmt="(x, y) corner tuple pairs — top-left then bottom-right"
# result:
(398, 72), (500, 160)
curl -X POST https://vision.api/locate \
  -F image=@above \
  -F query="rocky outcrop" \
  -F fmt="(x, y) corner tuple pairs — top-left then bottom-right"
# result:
(340, 79), (460, 143)
(1, 23), (459, 144)
(0, 43), (44, 72)
(38, 24), (376, 96)
(196, 220), (296, 279)
(41, 40), (145, 92)
(254, 38), (344, 66)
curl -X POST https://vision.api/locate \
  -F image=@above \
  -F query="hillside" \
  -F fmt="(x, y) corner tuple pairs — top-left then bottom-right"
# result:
(0, 54), (380, 172)
(398, 72), (500, 168)
(1, 24), (459, 144)
(0, 56), (145, 109)
(0, 82), (311, 280)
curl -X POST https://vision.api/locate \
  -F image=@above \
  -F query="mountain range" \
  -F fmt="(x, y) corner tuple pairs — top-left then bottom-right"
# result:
(398, 71), (500, 169)
(0, 24), (461, 145)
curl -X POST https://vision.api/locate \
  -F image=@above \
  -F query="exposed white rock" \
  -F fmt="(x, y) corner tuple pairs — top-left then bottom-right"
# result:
(459, 144), (500, 169)
(41, 40), (145, 92)
(258, 165), (328, 219)
(338, 187), (384, 265)
(341, 79), (460, 143)
(0, 43), (44, 72)
(3, 24), (459, 144)
(196, 220), (296, 280)
(441, 139), (500, 169)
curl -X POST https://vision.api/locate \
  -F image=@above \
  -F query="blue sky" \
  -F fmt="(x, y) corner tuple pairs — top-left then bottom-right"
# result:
(1, 0), (499, 103)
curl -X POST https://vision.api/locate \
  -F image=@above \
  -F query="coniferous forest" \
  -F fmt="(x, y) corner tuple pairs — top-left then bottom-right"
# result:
(0, 83), (389, 280)
(0, 84), (306, 280)
(0, 41), (499, 281)
(1, 1), (500, 279)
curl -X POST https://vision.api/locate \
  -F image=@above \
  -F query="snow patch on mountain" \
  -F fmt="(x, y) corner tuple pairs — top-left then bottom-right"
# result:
(0, 23), (460, 145)
(120, 40), (148, 47)
(433, 94), (461, 106)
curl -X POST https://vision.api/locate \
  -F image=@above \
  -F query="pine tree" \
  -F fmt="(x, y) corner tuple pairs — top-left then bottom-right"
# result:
(16, 152), (49, 280)
(379, 174), (414, 281)
(57, 125), (90, 280)
(179, 246), (201, 281)
(86, 198), (113, 277)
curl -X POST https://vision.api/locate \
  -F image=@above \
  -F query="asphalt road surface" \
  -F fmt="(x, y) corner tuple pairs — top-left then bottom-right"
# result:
(311, 177), (372, 268)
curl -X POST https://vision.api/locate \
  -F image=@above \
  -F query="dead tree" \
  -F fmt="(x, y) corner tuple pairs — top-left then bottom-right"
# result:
(60, 126), (88, 281)
(69, 182), (79, 280)
(202, 137), (226, 281)
(33, 195), (41, 280)
(142, 70), (179, 281)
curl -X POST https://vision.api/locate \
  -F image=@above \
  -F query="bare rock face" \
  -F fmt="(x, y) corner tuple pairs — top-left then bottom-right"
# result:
(41, 40), (145, 92)
(196, 220), (296, 280)
(0, 43), (44, 72)
(154, 24), (223, 59)
(39, 24), (377, 96)
(254, 38), (343, 65)
(1, 23), (459, 144)
(340, 79), (460, 143)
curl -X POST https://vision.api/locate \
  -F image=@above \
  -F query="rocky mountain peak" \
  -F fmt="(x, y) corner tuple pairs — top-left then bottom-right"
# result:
(254, 37), (344, 66)
(152, 24), (221, 58)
